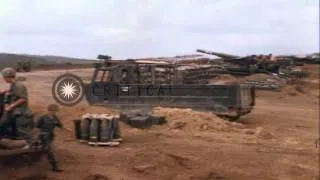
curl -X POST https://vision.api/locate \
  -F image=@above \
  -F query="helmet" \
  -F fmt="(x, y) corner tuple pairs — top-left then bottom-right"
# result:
(47, 104), (59, 112)
(1, 67), (16, 78)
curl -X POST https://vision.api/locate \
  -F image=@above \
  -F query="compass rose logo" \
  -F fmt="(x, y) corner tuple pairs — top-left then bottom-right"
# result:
(52, 73), (85, 106)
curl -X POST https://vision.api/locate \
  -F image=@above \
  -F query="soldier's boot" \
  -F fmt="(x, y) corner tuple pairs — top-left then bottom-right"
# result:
(46, 145), (63, 172)
(49, 158), (63, 172)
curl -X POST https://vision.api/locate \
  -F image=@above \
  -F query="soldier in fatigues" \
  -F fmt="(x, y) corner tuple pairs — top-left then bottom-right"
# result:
(0, 67), (33, 145)
(34, 104), (63, 172)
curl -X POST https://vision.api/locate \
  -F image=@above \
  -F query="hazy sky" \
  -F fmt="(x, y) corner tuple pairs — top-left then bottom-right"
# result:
(0, 0), (318, 59)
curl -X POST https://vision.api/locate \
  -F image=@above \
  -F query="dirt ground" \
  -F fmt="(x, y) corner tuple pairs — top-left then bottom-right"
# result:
(0, 65), (319, 180)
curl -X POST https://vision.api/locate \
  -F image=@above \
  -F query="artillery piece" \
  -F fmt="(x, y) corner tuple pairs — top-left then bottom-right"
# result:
(276, 53), (320, 64)
(196, 49), (241, 59)
(196, 49), (306, 78)
(80, 54), (256, 121)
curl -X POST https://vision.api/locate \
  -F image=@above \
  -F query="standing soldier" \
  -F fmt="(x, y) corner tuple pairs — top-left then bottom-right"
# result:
(33, 104), (64, 172)
(0, 67), (33, 144)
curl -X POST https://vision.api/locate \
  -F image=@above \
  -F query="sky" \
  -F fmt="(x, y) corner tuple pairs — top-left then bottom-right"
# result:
(0, 0), (319, 59)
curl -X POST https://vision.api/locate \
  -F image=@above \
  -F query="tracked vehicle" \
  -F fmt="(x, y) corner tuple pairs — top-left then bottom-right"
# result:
(83, 55), (255, 121)
(196, 49), (307, 77)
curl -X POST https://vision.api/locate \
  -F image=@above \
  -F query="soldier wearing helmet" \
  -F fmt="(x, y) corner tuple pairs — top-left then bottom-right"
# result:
(33, 103), (64, 172)
(0, 67), (33, 144)
(0, 67), (16, 94)
(1, 67), (28, 108)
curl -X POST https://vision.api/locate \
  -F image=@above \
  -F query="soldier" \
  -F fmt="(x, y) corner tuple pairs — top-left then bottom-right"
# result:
(33, 104), (64, 172)
(0, 67), (33, 144)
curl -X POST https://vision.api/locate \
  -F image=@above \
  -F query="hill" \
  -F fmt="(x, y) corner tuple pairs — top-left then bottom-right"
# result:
(0, 53), (97, 70)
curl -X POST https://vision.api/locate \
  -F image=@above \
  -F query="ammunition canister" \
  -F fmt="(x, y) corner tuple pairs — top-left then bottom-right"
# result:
(89, 118), (101, 142)
(73, 120), (82, 140)
(100, 118), (113, 142)
(81, 118), (91, 141)
(111, 118), (122, 142)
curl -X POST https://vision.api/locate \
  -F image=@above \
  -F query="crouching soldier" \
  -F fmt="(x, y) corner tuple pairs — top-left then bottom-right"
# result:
(34, 104), (64, 172)
(0, 67), (33, 145)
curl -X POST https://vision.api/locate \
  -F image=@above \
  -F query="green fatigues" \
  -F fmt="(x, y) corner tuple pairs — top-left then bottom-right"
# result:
(10, 81), (29, 108)
(36, 114), (62, 169)
(2, 81), (33, 141)
(0, 94), (11, 137)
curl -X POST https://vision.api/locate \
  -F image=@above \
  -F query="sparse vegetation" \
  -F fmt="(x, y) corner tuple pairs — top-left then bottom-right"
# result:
(0, 53), (97, 71)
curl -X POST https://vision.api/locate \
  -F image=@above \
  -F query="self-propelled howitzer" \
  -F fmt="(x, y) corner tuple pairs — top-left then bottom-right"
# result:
(82, 56), (256, 121)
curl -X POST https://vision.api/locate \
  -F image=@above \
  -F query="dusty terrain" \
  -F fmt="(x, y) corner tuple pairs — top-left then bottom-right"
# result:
(0, 65), (319, 180)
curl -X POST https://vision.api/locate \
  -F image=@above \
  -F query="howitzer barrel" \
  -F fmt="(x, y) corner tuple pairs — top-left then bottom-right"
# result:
(196, 49), (240, 59)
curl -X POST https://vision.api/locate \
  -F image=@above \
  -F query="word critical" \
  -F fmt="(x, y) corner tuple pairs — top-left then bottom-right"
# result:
(91, 83), (173, 97)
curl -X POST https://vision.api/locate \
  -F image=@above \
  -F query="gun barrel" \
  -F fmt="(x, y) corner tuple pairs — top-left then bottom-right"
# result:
(196, 49), (240, 59)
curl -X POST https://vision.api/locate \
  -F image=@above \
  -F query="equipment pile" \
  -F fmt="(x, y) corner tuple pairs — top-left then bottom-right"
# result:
(119, 112), (167, 129)
(74, 114), (123, 147)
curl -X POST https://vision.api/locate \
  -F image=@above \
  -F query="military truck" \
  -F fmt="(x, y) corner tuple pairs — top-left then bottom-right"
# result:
(83, 55), (255, 121)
